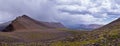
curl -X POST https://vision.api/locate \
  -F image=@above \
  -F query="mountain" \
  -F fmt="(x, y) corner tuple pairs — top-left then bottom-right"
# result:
(38, 21), (65, 28)
(2, 15), (65, 32)
(0, 21), (11, 31)
(95, 18), (120, 30)
(53, 18), (120, 46)
(69, 24), (103, 30)
(1, 15), (120, 46)
(0, 15), (71, 44)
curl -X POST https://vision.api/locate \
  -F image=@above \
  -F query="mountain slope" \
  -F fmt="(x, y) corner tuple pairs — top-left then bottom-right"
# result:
(2, 15), (65, 32)
(51, 18), (120, 46)
(1, 15), (120, 46)
(0, 15), (70, 44)
(0, 21), (11, 31)
(95, 18), (120, 31)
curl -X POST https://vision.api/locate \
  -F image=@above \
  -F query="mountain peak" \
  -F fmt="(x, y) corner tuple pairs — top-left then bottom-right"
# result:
(2, 15), (65, 32)
(22, 15), (28, 17)
(16, 15), (30, 19)
(20, 15), (31, 18)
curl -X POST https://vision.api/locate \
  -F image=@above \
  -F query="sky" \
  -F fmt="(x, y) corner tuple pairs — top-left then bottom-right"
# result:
(0, 0), (120, 26)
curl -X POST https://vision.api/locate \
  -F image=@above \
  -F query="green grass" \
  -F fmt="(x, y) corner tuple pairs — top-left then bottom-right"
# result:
(50, 28), (120, 46)
(0, 42), (44, 46)
(0, 27), (120, 46)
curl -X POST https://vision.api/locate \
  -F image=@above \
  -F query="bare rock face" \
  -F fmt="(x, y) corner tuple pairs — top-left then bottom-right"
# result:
(2, 15), (65, 32)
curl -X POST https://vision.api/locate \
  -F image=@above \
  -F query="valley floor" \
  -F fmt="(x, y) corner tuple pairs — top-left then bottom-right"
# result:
(0, 28), (120, 46)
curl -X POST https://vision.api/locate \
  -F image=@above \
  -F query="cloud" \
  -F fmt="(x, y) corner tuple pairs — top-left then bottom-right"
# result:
(0, 11), (16, 23)
(0, 0), (59, 22)
(0, 0), (120, 27)
(55, 0), (120, 24)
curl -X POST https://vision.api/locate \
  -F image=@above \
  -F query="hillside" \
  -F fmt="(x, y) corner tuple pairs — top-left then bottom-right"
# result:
(95, 18), (120, 31)
(0, 15), (72, 46)
(0, 15), (120, 46)
(50, 18), (120, 46)
(0, 21), (11, 31)
(2, 15), (65, 32)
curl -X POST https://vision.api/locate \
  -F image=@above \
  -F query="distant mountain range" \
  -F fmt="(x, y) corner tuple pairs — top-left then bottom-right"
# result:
(68, 24), (103, 30)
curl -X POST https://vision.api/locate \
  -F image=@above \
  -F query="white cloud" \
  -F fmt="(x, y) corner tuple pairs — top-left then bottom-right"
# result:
(55, 0), (120, 25)
(59, 12), (106, 25)
(0, 0), (120, 27)
(0, 0), (59, 22)
(0, 11), (16, 23)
